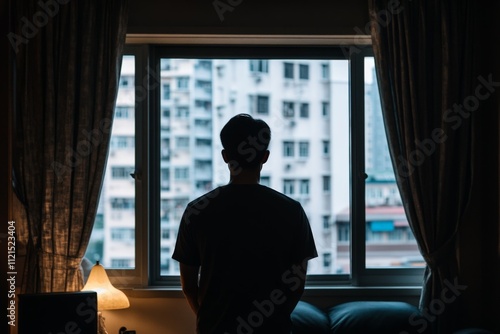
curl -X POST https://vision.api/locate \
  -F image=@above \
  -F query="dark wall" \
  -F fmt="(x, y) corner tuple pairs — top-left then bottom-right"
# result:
(128, 0), (370, 35)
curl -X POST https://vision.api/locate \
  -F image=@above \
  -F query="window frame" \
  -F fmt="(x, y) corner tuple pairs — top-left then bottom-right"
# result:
(103, 40), (424, 289)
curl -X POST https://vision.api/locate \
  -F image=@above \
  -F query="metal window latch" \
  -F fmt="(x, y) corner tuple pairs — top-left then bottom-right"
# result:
(130, 171), (141, 181)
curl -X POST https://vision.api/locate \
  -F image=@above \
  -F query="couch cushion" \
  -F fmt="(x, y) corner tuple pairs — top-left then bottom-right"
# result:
(291, 301), (330, 334)
(327, 301), (422, 334)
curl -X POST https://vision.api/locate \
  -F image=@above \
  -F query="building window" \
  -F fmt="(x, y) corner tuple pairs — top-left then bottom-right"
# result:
(250, 95), (270, 115)
(338, 223), (350, 242)
(299, 64), (309, 80)
(163, 84), (170, 100)
(195, 100), (211, 111)
(196, 80), (212, 93)
(321, 63), (329, 80)
(298, 141), (309, 158)
(322, 140), (330, 156)
(175, 107), (189, 118)
(283, 101), (295, 118)
(177, 77), (189, 89)
(323, 253), (332, 267)
(119, 76), (133, 87)
(284, 62), (294, 79)
(322, 175), (331, 192)
(299, 103), (309, 118)
(111, 136), (134, 149)
(112, 167), (134, 179)
(115, 107), (133, 118)
(175, 137), (189, 149)
(299, 179), (310, 195)
(322, 215), (331, 229)
(250, 59), (269, 73)
(110, 198), (135, 210)
(283, 179), (294, 195)
(160, 168), (170, 191)
(111, 228), (135, 241)
(322, 102), (330, 117)
(283, 141), (294, 157)
(174, 167), (189, 180)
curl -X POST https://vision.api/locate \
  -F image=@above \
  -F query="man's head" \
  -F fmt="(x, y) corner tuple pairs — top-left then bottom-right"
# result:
(220, 113), (271, 170)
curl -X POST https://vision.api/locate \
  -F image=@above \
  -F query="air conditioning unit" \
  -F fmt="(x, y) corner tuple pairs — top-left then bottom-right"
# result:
(289, 120), (296, 127)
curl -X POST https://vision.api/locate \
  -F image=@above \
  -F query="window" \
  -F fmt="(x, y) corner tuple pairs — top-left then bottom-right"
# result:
(174, 167), (189, 180)
(299, 103), (309, 118)
(322, 175), (331, 193)
(119, 76), (133, 87)
(283, 179), (294, 195)
(110, 198), (135, 210)
(284, 62), (294, 79)
(298, 141), (309, 158)
(175, 107), (189, 118)
(89, 44), (423, 288)
(283, 101), (294, 118)
(196, 80), (212, 93)
(299, 64), (309, 80)
(111, 167), (134, 179)
(322, 140), (330, 156)
(175, 137), (189, 149)
(163, 84), (170, 100)
(250, 95), (269, 115)
(299, 179), (310, 195)
(111, 228), (135, 241)
(111, 136), (134, 149)
(249, 59), (269, 73)
(322, 102), (330, 117)
(322, 215), (331, 229)
(115, 107), (133, 119)
(177, 77), (189, 89)
(283, 141), (294, 157)
(322, 63), (329, 80)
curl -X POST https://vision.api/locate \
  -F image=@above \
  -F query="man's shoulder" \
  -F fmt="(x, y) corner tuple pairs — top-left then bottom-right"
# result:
(186, 186), (224, 208)
(259, 185), (301, 206)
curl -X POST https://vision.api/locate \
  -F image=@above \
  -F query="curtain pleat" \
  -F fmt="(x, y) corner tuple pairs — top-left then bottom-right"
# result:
(13, 0), (129, 293)
(369, 1), (477, 332)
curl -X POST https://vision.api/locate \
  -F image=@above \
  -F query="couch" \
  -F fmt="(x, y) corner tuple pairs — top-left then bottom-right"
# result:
(291, 300), (494, 334)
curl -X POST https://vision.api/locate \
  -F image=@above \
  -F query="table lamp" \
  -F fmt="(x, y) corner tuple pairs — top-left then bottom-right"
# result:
(82, 261), (130, 334)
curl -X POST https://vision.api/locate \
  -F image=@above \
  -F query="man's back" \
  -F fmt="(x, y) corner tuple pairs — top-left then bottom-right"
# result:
(173, 183), (317, 334)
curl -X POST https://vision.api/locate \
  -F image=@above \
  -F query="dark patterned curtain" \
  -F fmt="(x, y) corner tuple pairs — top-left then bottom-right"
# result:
(12, 0), (129, 292)
(368, 0), (480, 332)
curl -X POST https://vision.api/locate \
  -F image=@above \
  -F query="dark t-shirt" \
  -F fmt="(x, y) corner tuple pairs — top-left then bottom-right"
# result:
(172, 184), (318, 334)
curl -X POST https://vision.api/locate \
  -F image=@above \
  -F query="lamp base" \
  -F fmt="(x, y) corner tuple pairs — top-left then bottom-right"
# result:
(98, 311), (109, 334)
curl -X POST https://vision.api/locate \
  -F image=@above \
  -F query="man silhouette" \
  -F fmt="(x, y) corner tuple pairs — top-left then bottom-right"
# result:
(172, 113), (317, 334)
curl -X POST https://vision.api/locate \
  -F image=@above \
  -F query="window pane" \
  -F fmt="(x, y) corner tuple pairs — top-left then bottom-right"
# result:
(85, 55), (136, 269)
(160, 58), (350, 276)
(364, 57), (425, 269)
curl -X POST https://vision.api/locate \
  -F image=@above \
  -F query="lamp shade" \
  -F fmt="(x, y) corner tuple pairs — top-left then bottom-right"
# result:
(82, 261), (130, 310)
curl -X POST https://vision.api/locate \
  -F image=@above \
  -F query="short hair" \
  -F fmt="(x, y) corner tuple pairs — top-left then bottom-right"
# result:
(220, 113), (271, 169)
